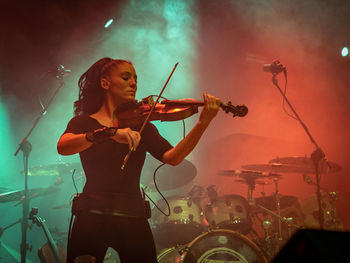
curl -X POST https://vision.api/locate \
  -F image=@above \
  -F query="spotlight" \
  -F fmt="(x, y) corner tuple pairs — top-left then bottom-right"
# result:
(104, 18), (114, 28)
(341, 47), (348, 57)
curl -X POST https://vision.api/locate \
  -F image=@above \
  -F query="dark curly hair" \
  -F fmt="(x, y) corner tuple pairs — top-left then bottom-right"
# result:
(74, 57), (133, 116)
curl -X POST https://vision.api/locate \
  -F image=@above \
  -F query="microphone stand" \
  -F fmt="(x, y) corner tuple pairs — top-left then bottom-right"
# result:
(269, 65), (325, 229)
(13, 68), (68, 263)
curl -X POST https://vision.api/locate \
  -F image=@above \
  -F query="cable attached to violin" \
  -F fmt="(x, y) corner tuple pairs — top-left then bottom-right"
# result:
(142, 163), (171, 216)
(142, 112), (187, 217)
(121, 62), (179, 170)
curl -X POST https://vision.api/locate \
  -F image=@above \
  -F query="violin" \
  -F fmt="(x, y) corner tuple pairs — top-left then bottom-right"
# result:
(115, 96), (248, 128)
(119, 62), (247, 170)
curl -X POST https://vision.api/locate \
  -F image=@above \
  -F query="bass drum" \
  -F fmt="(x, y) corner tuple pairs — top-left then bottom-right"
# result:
(205, 194), (251, 234)
(157, 229), (268, 263)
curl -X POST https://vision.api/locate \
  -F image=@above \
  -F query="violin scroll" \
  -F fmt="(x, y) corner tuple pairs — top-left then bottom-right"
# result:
(221, 101), (248, 118)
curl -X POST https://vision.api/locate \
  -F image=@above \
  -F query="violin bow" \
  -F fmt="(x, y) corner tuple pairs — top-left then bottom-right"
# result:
(121, 62), (179, 170)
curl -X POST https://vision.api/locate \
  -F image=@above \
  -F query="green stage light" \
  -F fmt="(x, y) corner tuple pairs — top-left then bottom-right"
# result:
(341, 47), (348, 57)
(105, 18), (114, 28)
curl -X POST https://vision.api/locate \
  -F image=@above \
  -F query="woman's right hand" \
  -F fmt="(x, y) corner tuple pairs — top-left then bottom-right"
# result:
(112, 128), (141, 151)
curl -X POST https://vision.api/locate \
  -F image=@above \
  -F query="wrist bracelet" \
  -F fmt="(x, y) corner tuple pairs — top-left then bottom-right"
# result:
(85, 132), (95, 143)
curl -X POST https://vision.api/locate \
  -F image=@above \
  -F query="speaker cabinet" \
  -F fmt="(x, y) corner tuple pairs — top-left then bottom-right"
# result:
(272, 229), (349, 263)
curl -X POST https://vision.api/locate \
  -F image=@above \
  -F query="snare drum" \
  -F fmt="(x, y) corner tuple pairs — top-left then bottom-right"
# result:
(157, 229), (268, 263)
(205, 194), (251, 234)
(151, 196), (207, 249)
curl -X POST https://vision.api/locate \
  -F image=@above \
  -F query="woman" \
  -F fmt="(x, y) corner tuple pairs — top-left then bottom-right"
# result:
(57, 57), (221, 262)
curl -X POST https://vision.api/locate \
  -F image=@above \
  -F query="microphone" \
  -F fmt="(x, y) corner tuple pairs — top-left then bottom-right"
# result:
(56, 64), (71, 76)
(263, 60), (285, 74)
(47, 64), (71, 78)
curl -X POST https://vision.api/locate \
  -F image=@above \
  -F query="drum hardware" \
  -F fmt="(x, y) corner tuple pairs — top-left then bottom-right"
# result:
(235, 179), (272, 186)
(0, 219), (22, 239)
(219, 169), (282, 205)
(187, 185), (205, 204)
(299, 191), (343, 230)
(260, 217), (276, 260)
(273, 178), (282, 245)
(29, 207), (66, 263)
(13, 68), (66, 262)
(301, 171), (342, 230)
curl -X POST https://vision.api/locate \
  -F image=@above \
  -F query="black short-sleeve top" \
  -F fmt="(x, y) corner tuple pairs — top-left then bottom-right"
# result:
(63, 115), (173, 195)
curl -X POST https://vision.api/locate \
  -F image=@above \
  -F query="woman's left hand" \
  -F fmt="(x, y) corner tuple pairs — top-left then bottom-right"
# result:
(199, 92), (221, 125)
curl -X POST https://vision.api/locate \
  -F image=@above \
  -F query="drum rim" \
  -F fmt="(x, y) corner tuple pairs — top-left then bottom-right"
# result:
(157, 247), (180, 261)
(184, 229), (268, 263)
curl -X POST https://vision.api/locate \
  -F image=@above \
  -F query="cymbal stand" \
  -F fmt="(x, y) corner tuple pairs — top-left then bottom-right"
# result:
(246, 177), (256, 205)
(328, 191), (341, 229)
(273, 178), (283, 244)
(269, 62), (326, 229)
(13, 68), (67, 263)
(0, 219), (22, 238)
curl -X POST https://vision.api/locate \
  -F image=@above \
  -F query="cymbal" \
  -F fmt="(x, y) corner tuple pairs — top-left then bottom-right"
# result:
(269, 156), (342, 174)
(140, 155), (196, 190)
(241, 163), (311, 174)
(0, 187), (12, 193)
(255, 194), (299, 210)
(219, 169), (282, 178)
(22, 162), (82, 176)
(0, 187), (60, 203)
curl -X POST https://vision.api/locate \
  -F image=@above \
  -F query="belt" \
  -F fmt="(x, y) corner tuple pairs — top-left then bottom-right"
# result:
(72, 192), (151, 218)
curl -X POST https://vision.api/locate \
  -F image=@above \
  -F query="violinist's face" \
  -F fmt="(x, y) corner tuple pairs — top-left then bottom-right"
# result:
(101, 62), (137, 105)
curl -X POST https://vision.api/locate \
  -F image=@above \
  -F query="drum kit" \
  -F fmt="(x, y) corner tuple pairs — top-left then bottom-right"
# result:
(0, 156), (343, 263)
(150, 156), (343, 263)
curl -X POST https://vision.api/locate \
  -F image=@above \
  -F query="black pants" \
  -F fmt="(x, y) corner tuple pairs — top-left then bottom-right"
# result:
(67, 213), (157, 263)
